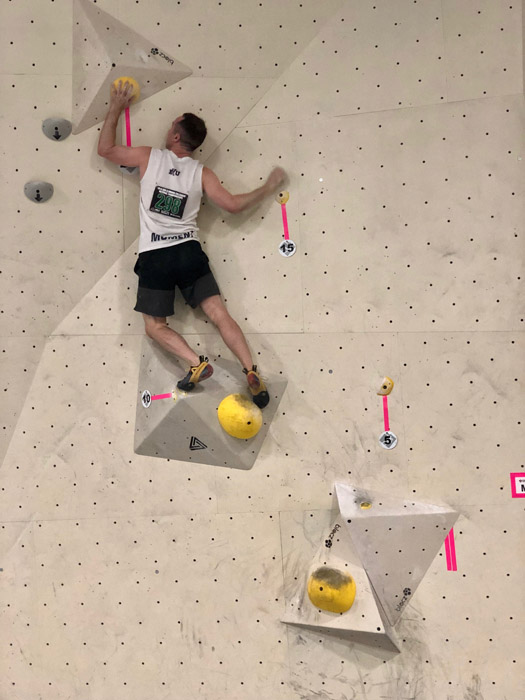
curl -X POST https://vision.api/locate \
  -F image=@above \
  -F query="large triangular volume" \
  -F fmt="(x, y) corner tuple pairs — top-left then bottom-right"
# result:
(72, 0), (192, 134)
(281, 515), (400, 652)
(134, 338), (287, 469)
(335, 483), (459, 626)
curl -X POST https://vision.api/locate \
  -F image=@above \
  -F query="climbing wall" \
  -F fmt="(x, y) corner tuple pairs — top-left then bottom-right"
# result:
(1, 1), (523, 699)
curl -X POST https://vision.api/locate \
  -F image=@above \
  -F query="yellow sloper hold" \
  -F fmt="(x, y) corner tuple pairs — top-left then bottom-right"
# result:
(307, 566), (356, 614)
(275, 190), (289, 204)
(377, 376), (394, 396)
(112, 76), (141, 103)
(217, 394), (263, 439)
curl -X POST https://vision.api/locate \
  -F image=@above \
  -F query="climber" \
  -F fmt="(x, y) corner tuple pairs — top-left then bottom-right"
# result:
(97, 80), (286, 408)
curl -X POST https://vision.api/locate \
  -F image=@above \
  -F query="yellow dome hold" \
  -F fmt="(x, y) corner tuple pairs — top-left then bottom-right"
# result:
(377, 376), (394, 396)
(275, 190), (290, 205)
(217, 394), (263, 440)
(112, 76), (140, 103)
(307, 566), (356, 613)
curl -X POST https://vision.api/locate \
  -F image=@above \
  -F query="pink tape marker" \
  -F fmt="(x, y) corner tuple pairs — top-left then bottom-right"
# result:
(125, 106), (132, 147)
(444, 532), (451, 566)
(281, 203), (290, 241)
(449, 529), (457, 570)
(382, 395), (390, 432)
(444, 528), (457, 571)
(151, 393), (172, 401)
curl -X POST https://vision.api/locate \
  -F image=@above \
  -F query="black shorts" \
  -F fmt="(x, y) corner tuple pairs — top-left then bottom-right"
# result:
(133, 240), (220, 317)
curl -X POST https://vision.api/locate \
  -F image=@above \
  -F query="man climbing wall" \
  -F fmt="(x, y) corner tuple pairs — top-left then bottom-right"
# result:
(97, 80), (286, 408)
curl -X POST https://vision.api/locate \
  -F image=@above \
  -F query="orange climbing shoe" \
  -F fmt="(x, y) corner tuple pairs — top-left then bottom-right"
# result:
(243, 365), (270, 409)
(177, 356), (213, 392)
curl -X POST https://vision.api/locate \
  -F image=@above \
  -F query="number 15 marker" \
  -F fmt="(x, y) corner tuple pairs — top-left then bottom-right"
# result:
(276, 190), (296, 257)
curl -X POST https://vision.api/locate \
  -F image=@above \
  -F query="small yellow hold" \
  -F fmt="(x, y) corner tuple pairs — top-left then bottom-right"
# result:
(360, 501), (372, 510)
(275, 190), (290, 205)
(377, 376), (394, 396)
(307, 566), (356, 614)
(112, 76), (140, 103)
(217, 393), (263, 439)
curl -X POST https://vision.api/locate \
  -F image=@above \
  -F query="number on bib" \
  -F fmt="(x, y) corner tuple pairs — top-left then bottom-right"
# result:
(149, 186), (188, 220)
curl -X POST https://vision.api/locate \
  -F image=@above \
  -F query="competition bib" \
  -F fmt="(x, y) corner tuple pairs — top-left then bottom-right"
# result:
(149, 185), (188, 220)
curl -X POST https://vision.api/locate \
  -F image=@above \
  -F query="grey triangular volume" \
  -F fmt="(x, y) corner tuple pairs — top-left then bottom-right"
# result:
(134, 337), (287, 469)
(281, 515), (400, 652)
(335, 483), (459, 626)
(72, 0), (192, 134)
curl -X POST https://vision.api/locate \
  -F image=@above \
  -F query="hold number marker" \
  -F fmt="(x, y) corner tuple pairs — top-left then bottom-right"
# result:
(377, 377), (397, 449)
(141, 389), (177, 408)
(276, 190), (296, 257)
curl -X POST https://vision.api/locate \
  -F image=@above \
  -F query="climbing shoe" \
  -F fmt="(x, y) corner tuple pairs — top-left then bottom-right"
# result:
(177, 356), (213, 392)
(243, 365), (270, 409)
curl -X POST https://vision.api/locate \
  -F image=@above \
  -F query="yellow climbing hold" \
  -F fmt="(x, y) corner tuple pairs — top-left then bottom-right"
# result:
(217, 394), (263, 439)
(307, 566), (356, 613)
(112, 76), (140, 103)
(377, 376), (394, 396)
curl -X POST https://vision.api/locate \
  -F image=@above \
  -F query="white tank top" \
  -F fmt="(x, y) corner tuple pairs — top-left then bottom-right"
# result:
(138, 149), (204, 254)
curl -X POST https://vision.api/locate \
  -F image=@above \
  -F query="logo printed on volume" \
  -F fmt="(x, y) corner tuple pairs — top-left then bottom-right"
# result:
(395, 587), (412, 612)
(189, 436), (207, 451)
(151, 48), (174, 65)
(324, 523), (341, 548)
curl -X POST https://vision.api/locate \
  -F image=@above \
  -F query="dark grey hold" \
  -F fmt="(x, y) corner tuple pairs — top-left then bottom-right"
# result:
(24, 181), (54, 203)
(42, 118), (72, 141)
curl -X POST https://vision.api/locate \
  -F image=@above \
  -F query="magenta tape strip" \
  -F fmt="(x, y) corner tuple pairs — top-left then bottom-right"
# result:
(281, 203), (290, 240)
(382, 395), (390, 432)
(448, 528), (457, 570)
(444, 529), (457, 571)
(125, 107), (132, 147)
(152, 393), (172, 401)
(444, 532), (452, 569)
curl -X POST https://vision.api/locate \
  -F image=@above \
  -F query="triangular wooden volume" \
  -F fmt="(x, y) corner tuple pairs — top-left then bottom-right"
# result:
(335, 483), (459, 626)
(134, 337), (287, 469)
(72, 0), (192, 134)
(282, 515), (400, 652)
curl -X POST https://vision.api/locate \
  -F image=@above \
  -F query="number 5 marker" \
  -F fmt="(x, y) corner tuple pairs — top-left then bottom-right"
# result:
(377, 376), (397, 449)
